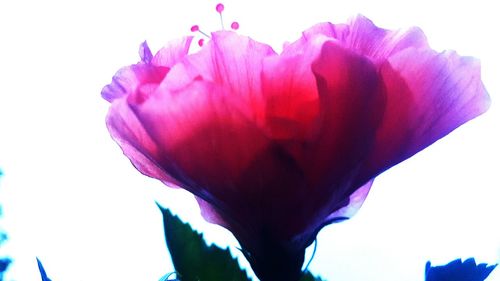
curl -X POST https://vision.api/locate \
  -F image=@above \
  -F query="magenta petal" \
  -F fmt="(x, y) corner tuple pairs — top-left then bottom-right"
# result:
(195, 196), (229, 228)
(283, 22), (346, 55)
(261, 53), (319, 140)
(102, 37), (193, 102)
(101, 65), (162, 102)
(152, 36), (193, 67)
(269, 41), (384, 241)
(300, 15), (429, 64)
(184, 31), (277, 121)
(339, 15), (429, 63)
(308, 41), (384, 190)
(105, 99), (181, 187)
(359, 48), (490, 184)
(326, 180), (374, 221)
(139, 41), (153, 63)
(101, 66), (132, 102)
(101, 63), (169, 103)
(129, 78), (270, 199)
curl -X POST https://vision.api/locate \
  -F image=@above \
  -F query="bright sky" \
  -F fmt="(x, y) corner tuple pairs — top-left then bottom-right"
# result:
(0, 0), (499, 280)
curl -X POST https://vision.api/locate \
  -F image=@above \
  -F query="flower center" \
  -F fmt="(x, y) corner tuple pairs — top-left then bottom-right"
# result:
(190, 3), (240, 46)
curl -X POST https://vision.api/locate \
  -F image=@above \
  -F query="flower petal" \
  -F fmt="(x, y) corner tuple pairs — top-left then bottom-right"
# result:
(261, 36), (326, 140)
(261, 27), (358, 141)
(307, 40), (384, 193)
(358, 48), (490, 185)
(282, 22), (347, 55)
(101, 64), (169, 102)
(152, 36), (194, 67)
(183, 31), (277, 122)
(267, 41), (385, 242)
(325, 179), (374, 222)
(102, 37), (193, 102)
(139, 41), (153, 63)
(105, 99), (181, 187)
(342, 15), (429, 62)
(129, 77), (270, 201)
(300, 15), (429, 64)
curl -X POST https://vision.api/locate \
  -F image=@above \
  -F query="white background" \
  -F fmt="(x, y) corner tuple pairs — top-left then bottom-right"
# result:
(0, 0), (499, 280)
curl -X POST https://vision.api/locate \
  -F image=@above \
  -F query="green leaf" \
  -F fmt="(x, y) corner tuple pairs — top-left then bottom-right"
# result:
(159, 205), (251, 281)
(300, 271), (325, 281)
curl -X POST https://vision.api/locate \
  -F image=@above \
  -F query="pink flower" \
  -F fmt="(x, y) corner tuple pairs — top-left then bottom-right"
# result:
(102, 15), (489, 281)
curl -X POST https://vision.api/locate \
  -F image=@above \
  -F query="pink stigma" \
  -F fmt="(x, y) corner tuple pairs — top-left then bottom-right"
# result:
(216, 3), (224, 13)
(190, 25), (199, 32)
(231, 21), (239, 30)
(198, 38), (205, 47)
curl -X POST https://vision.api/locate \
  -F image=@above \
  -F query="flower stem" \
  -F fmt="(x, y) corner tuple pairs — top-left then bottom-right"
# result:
(242, 235), (305, 281)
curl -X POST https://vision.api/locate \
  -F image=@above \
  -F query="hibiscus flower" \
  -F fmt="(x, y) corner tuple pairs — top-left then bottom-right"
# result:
(102, 15), (490, 281)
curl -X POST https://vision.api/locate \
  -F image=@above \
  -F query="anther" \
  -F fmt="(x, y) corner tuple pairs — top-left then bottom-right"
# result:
(189, 3), (240, 47)
(190, 25), (210, 38)
(216, 3), (225, 29)
(215, 3), (224, 13)
(230, 21), (239, 30)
